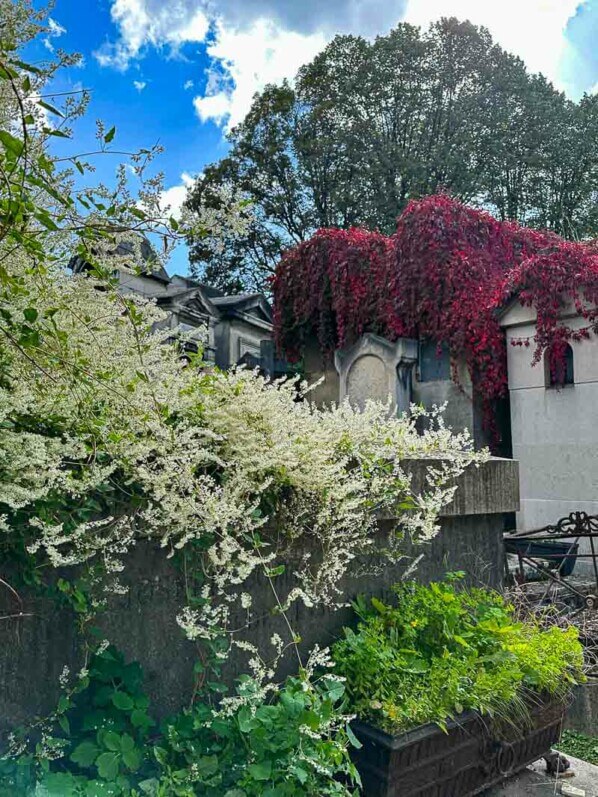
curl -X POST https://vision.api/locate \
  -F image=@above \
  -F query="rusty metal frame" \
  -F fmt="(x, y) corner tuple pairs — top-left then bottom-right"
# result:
(504, 511), (598, 609)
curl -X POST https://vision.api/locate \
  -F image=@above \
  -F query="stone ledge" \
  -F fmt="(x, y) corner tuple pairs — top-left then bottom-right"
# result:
(398, 457), (520, 518)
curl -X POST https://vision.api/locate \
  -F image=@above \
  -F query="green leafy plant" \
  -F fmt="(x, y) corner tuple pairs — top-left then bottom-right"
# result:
(1, 646), (359, 797)
(558, 730), (598, 766)
(332, 579), (584, 735)
(150, 672), (360, 797)
(0, 646), (156, 796)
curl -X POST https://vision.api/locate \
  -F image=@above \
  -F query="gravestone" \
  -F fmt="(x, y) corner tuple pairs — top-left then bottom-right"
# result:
(334, 333), (418, 414)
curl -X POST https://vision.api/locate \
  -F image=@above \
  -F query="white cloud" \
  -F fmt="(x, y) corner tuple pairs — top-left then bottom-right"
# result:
(98, 0), (587, 128)
(404, 0), (582, 90)
(133, 80), (147, 91)
(183, 79), (194, 90)
(194, 90), (231, 125)
(43, 16), (66, 52)
(161, 172), (195, 219)
(591, 82), (598, 94)
(194, 19), (326, 128)
(95, 0), (209, 69)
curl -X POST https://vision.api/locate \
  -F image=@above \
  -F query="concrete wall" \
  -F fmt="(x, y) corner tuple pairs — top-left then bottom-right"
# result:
(117, 270), (169, 298)
(502, 307), (598, 531)
(214, 318), (271, 369)
(565, 681), (598, 736)
(0, 458), (518, 740)
(412, 357), (489, 449)
(228, 318), (269, 364)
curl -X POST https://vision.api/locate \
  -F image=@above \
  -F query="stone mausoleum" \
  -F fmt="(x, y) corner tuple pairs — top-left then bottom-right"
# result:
(303, 312), (596, 536)
(304, 333), (489, 449)
(499, 301), (598, 532)
(70, 243), (284, 376)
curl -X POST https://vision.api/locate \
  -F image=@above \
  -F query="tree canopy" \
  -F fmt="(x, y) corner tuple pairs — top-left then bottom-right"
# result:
(186, 17), (598, 294)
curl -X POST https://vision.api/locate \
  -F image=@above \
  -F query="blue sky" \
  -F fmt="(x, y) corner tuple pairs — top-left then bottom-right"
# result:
(31, 0), (598, 275)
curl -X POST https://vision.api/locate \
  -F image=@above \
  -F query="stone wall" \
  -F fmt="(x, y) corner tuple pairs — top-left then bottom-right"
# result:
(0, 458), (518, 739)
(565, 681), (598, 736)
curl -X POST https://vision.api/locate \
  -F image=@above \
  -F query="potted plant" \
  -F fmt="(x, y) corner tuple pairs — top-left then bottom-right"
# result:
(332, 577), (584, 797)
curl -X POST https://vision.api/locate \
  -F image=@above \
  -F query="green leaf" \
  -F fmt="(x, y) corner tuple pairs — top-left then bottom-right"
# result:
(153, 746), (168, 766)
(70, 740), (100, 768)
(112, 691), (134, 711)
(43, 127), (70, 139)
(57, 695), (70, 713)
(247, 760), (272, 781)
(38, 100), (64, 118)
(10, 59), (43, 74)
(122, 746), (142, 772)
(36, 772), (78, 796)
(119, 733), (135, 753)
(23, 307), (38, 323)
(102, 731), (121, 751)
(237, 706), (257, 733)
(0, 64), (18, 80)
(197, 755), (219, 776)
(130, 708), (154, 730)
(85, 782), (117, 797)
(0, 130), (24, 157)
(346, 724), (362, 750)
(290, 765), (309, 784)
(104, 126), (116, 144)
(96, 751), (120, 780)
(265, 564), (285, 578)
(139, 779), (160, 796)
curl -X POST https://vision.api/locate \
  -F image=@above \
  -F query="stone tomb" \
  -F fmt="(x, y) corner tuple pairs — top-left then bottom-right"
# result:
(334, 333), (418, 414)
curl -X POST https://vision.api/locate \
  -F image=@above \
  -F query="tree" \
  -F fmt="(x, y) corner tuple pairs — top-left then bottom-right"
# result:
(186, 17), (598, 294)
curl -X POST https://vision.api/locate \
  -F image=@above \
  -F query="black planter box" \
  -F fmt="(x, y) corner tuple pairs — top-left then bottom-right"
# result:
(351, 697), (565, 797)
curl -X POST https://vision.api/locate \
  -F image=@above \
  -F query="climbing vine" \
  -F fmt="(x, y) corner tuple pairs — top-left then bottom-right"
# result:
(273, 194), (598, 426)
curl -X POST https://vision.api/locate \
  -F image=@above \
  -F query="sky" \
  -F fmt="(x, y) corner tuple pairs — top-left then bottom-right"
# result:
(32, 0), (598, 275)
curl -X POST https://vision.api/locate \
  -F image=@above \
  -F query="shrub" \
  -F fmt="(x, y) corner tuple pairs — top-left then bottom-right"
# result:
(0, 646), (360, 797)
(332, 578), (584, 734)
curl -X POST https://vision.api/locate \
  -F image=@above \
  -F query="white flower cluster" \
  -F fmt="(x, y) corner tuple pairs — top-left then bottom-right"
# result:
(0, 242), (485, 670)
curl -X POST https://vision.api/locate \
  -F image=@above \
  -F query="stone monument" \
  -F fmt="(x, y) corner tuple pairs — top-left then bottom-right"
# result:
(334, 333), (418, 414)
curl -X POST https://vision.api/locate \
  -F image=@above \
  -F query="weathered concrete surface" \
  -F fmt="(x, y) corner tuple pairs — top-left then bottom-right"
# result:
(501, 305), (598, 535)
(0, 458), (518, 740)
(303, 338), (340, 406)
(486, 756), (598, 796)
(566, 681), (598, 736)
(401, 456), (520, 518)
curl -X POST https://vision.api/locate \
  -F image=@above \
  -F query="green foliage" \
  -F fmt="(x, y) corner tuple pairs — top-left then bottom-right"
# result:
(1, 649), (359, 797)
(558, 730), (598, 766)
(186, 18), (598, 294)
(332, 579), (584, 734)
(151, 673), (359, 796)
(0, 646), (155, 796)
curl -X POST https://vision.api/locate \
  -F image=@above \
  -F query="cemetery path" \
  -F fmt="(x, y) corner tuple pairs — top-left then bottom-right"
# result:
(485, 755), (598, 796)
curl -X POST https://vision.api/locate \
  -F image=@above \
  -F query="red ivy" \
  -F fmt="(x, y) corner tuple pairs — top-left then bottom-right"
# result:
(273, 194), (598, 424)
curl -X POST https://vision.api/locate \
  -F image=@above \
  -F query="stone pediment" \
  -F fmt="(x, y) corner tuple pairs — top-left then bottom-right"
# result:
(157, 287), (219, 321)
